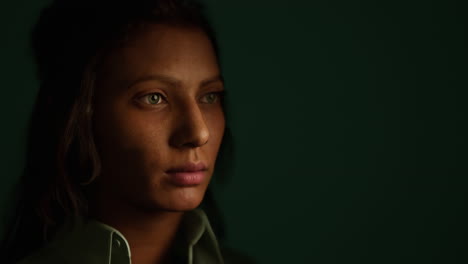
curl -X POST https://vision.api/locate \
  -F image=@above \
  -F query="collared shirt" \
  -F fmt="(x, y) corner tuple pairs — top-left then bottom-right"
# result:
(18, 209), (225, 264)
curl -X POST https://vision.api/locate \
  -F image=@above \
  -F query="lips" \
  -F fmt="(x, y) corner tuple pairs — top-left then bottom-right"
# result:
(166, 162), (207, 186)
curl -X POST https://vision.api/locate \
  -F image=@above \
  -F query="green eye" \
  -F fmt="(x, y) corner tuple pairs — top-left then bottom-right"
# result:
(146, 93), (163, 105)
(202, 92), (220, 104)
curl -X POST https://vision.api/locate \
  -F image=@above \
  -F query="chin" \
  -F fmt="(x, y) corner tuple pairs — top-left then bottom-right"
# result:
(143, 187), (207, 212)
(171, 187), (206, 211)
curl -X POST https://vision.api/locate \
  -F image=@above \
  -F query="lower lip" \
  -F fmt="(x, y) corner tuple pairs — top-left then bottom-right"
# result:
(166, 171), (206, 186)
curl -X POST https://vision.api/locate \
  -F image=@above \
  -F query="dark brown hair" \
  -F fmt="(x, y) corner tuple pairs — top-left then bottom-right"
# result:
(1, 0), (232, 262)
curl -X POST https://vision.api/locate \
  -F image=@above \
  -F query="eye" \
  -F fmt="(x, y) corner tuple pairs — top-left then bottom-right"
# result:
(141, 93), (164, 105)
(200, 92), (223, 104)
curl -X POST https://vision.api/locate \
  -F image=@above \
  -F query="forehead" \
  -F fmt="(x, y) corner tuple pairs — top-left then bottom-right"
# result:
(99, 24), (220, 87)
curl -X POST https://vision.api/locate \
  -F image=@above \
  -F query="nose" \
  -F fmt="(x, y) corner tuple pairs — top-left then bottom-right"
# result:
(169, 102), (210, 149)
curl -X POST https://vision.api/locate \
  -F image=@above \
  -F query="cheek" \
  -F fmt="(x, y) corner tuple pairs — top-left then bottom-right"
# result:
(206, 109), (226, 152)
(93, 102), (169, 180)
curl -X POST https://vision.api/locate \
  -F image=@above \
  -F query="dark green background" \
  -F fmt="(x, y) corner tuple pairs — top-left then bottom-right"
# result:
(1, 0), (466, 263)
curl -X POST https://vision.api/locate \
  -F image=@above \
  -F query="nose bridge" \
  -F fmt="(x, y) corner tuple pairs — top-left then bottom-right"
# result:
(170, 99), (210, 148)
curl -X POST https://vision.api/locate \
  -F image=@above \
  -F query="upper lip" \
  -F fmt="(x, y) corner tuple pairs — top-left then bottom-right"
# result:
(166, 162), (207, 173)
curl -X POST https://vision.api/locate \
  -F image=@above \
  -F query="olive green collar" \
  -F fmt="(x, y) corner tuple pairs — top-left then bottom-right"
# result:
(20, 209), (224, 264)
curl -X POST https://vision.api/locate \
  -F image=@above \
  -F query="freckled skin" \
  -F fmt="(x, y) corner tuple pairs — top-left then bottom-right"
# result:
(92, 24), (225, 212)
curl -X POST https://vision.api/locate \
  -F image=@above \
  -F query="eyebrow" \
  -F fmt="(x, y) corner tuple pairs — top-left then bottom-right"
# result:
(127, 74), (224, 89)
(201, 75), (224, 88)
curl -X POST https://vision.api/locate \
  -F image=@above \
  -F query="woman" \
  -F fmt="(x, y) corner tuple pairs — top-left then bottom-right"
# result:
(1, 0), (242, 263)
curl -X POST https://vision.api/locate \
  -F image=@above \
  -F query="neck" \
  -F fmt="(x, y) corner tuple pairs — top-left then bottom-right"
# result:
(89, 193), (185, 264)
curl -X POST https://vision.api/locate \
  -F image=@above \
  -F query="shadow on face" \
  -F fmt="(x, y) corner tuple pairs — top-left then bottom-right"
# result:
(91, 24), (226, 213)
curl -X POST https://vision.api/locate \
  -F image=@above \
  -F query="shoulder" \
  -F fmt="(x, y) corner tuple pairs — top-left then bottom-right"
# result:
(16, 245), (67, 264)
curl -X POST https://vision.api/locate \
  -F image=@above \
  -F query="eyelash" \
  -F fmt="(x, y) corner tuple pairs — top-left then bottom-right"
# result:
(138, 91), (224, 106)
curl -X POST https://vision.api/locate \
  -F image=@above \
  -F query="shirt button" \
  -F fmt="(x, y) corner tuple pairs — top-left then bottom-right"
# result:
(114, 238), (122, 248)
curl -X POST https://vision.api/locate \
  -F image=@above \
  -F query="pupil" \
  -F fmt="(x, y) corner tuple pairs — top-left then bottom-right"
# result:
(150, 94), (159, 104)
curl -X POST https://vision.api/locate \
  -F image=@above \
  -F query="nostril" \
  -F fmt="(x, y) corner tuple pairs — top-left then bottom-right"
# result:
(182, 131), (209, 148)
(169, 124), (210, 149)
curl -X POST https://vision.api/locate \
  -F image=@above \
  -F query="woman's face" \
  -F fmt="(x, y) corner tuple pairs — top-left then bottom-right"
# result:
(92, 24), (225, 212)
